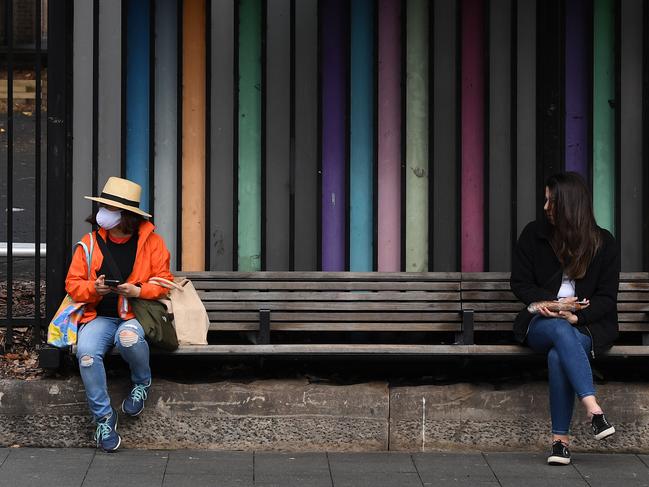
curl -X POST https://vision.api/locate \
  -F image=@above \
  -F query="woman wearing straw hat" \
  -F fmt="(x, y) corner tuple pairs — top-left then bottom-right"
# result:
(65, 177), (174, 452)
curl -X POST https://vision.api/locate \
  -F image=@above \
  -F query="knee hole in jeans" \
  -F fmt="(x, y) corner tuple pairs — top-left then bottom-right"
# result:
(80, 355), (94, 367)
(119, 330), (139, 347)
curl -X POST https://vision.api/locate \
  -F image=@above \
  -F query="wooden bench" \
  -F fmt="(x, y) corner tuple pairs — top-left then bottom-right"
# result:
(38, 271), (649, 367)
(177, 271), (471, 356)
(461, 272), (649, 357)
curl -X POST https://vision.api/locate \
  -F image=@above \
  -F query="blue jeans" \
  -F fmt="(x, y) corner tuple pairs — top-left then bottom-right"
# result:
(76, 316), (151, 420)
(526, 316), (595, 435)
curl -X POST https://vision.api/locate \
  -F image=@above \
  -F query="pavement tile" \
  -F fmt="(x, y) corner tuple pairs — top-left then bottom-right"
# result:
(330, 472), (423, 487)
(162, 473), (253, 487)
(573, 453), (649, 483)
(498, 479), (589, 487)
(87, 449), (168, 474)
(0, 448), (95, 487)
(328, 452), (417, 474)
(254, 452), (331, 485)
(483, 452), (584, 480)
(165, 450), (252, 477)
(413, 452), (497, 483)
(81, 473), (164, 487)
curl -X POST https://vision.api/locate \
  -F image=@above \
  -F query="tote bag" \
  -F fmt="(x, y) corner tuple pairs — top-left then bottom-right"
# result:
(47, 233), (95, 348)
(148, 277), (210, 345)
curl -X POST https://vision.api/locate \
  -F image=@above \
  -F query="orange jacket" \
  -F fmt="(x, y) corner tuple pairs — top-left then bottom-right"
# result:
(65, 221), (174, 323)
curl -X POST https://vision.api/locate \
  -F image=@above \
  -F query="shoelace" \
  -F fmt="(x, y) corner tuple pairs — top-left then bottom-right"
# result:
(129, 383), (149, 403)
(95, 419), (113, 445)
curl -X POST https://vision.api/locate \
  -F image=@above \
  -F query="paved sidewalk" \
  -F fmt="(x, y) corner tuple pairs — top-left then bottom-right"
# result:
(1, 448), (648, 486)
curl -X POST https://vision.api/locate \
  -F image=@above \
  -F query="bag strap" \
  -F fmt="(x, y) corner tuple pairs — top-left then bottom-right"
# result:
(73, 232), (95, 280)
(94, 232), (124, 282)
(148, 276), (185, 292)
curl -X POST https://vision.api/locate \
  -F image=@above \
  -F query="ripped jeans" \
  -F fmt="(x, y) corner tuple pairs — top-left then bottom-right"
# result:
(76, 316), (151, 420)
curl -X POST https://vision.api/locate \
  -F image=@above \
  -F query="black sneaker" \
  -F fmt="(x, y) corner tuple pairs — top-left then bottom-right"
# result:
(592, 413), (615, 440)
(547, 440), (571, 465)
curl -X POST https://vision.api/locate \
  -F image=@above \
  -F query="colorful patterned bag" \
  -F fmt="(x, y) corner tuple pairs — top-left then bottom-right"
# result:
(47, 233), (95, 348)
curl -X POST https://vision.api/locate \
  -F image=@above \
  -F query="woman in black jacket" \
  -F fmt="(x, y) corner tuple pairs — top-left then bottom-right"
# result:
(511, 172), (620, 466)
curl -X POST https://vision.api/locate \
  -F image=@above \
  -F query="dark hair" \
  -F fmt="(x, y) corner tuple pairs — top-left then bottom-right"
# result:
(86, 206), (144, 235)
(545, 172), (602, 279)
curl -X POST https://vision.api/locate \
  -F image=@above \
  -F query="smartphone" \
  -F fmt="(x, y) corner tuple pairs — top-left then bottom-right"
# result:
(104, 279), (122, 287)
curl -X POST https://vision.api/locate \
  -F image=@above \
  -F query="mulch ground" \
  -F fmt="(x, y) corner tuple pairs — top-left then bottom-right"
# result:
(0, 280), (47, 380)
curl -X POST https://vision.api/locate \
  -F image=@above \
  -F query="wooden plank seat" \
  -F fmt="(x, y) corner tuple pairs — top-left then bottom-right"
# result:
(461, 272), (649, 357)
(184, 272), (466, 345)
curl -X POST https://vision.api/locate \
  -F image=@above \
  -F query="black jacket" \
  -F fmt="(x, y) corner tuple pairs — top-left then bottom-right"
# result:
(510, 219), (620, 357)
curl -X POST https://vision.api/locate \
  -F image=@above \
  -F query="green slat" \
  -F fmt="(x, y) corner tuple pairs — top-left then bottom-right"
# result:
(238, 0), (263, 271)
(405, 0), (429, 271)
(593, 0), (615, 233)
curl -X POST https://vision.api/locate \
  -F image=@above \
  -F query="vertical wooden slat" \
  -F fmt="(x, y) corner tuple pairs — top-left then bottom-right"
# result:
(405, 0), (429, 272)
(488, 0), (511, 271)
(72, 0), (94, 240)
(154, 0), (177, 267)
(433, 0), (458, 271)
(516, 0), (536, 236)
(349, 0), (375, 271)
(564, 0), (589, 178)
(536, 0), (564, 219)
(125, 0), (151, 213)
(593, 0), (616, 233)
(97, 0), (122, 185)
(210, 0), (234, 270)
(619, 0), (643, 270)
(266, 0), (291, 270)
(182, 0), (206, 270)
(293, 0), (318, 270)
(321, 0), (347, 271)
(377, 0), (401, 272)
(460, 0), (485, 272)
(238, 0), (263, 271)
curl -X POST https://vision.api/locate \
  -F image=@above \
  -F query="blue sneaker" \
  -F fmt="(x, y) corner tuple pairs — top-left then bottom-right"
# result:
(95, 409), (121, 452)
(121, 379), (151, 417)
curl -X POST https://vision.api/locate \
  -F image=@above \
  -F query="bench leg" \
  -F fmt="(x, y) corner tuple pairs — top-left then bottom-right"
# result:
(458, 310), (474, 345)
(643, 333), (649, 346)
(258, 309), (271, 345)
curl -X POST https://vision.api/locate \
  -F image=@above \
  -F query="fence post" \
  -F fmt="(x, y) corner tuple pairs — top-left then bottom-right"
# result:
(45, 0), (74, 325)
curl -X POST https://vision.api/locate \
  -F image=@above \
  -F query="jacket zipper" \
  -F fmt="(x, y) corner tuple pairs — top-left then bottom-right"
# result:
(585, 325), (595, 359)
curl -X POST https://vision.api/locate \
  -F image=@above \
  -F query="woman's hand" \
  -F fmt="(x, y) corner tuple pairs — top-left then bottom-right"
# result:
(114, 282), (141, 298)
(94, 275), (112, 296)
(559, 310), (579, 324)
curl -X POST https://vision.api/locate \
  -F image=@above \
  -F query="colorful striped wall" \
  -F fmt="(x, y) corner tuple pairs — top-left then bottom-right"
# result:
(71, 0), (649, 272)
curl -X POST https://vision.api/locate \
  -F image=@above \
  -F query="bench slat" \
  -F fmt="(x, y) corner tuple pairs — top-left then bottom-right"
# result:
(203, 302), (462, 311)
(208, 322), (461, 331)
(209, 311), (462, 322)
(198, 291), (460, 302)
(182, 271), (461, 281)
(193, 281), (460, 291)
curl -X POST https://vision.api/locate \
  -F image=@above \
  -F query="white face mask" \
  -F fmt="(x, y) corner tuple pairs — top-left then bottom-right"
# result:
(96, 207), (122, 230)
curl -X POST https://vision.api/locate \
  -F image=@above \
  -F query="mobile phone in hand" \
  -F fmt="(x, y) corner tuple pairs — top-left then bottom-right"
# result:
(104, 279), (122, 287)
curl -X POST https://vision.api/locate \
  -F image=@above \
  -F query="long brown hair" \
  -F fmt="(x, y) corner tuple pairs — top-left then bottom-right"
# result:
(546, 172), (601, 279)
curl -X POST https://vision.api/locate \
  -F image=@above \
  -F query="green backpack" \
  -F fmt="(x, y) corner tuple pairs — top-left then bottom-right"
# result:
(130, 298), (179, 351)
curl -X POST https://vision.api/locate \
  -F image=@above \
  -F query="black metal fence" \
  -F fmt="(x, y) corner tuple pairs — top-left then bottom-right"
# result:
(1, 0), (70, 351)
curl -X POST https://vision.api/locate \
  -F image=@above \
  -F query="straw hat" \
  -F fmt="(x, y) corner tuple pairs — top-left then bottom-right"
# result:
(85, 177), (152, 218)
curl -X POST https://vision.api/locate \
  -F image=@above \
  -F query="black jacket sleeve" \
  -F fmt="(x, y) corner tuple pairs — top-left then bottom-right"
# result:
(575, 232), (620, 326)
(510, 223), (557, 305)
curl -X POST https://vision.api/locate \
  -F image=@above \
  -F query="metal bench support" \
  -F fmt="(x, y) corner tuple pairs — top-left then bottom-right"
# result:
(460, 310), (474, 345)
(258, 309), (271, 345)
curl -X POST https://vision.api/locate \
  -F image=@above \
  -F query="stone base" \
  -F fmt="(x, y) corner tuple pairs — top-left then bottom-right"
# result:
(1, 378), (648, 452)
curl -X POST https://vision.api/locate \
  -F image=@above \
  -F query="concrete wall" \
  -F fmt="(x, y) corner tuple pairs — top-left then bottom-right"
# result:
(1, 378), (648, 452)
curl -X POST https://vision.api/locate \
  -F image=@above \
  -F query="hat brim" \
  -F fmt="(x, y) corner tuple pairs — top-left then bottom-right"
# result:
(85, 196), (152, 218)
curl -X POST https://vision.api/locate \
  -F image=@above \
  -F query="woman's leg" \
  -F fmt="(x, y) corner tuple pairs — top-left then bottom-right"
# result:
(76, 316), (120, 420)
(526, 317), (595, 441)
(114, 318), (151, 385)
